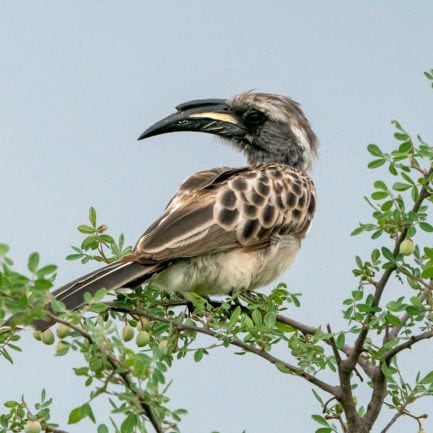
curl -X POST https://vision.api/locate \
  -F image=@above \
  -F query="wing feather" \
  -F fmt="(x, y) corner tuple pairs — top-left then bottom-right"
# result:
(132, 164), (315, 262)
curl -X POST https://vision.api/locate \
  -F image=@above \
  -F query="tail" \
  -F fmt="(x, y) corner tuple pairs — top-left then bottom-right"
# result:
(32, 260), (163, 330)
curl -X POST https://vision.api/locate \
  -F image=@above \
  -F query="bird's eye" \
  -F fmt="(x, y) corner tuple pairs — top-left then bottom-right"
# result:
(242, 110), (266, 127)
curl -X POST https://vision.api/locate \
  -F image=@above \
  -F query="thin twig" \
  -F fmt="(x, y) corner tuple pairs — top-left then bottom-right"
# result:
(380, 411), (403, 433)
(388, 282), (432, 340)
(46, 312), (164, 433)
(326, 324), (342, 366)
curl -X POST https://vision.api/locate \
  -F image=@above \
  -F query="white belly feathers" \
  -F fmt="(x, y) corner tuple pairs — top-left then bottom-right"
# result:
(150, 235), (301, 295)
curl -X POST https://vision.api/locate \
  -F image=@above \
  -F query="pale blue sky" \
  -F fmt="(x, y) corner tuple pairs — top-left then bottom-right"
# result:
(1, 1), (433, 432)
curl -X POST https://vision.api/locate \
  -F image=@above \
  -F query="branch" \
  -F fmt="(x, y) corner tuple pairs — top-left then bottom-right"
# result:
(110, 306), (340, 397)
(362, 166), (433, 430)
(380, 411), (402, 433)
(326, 324), (342, 366)
(163, 297), (376, 379)
(384, 329), (433, 361)
(46, 312), (164, 433)
(277, 314), (375, 378)
(351, 168), (433, 370)
(275, 313), (317, 335)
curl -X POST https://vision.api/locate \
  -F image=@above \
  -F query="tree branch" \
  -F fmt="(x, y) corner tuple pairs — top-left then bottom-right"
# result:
(163, 297), (377, 379)
(110, 306), (340, 397)
(384, 329), (433, 361)
(46, 312), (164, 433)
(362, 166), (433, 430)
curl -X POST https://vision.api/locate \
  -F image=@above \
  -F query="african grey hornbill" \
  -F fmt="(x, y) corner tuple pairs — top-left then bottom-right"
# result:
(32, 92), (318, 329)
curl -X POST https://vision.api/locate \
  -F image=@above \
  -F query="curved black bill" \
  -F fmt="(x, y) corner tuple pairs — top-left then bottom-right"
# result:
(138, 98), (246, 141)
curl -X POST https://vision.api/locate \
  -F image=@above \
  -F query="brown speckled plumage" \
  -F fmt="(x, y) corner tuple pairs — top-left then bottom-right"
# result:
(131, 164), (315, 262)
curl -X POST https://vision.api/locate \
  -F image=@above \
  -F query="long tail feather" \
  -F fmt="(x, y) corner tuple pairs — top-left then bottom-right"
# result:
(32, 261), (163, 330)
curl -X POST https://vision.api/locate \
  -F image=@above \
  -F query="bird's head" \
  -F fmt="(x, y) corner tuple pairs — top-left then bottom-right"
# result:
(139, 92), (318, 171)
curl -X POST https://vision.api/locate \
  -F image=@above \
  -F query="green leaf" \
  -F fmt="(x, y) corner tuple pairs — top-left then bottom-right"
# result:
(389, 163), (398, 175)
(351, 226), (365, 236)
(68, 403), (95, 424)
(66, 253), (83, 261)
(368, 159), (386, 169)
(352, 290), (363, 301)
(28, 252), (40, 273)
(373, 180), (387, 191)
(97, 424), (109, 433)
(89, 303), (109, 313)
(394, 132), (408, 141)
(371, 249), (380, 262)
(92, 288), (107, 302)
(371, 191), (388, 200)
(398, 141), (412, 153)
(385, 313), (401, 326)
(37, 264), (57, 276)
(420, 371), (433, 384)
(228, 306), (241, 328)
(393, 182), (411, 191)
(421, 266), (433, 279)
(264, 311), (276, 328)
(78, 225), (95, 234)
(89, 207), (97, 227)
(99, 234), (114, 244)
(371, 229), (383, 239)
(336, 333), (345, 349)
(312, 414), (330, 427)
(51, 298), (66, 313)
(194, 348), (204, 362)
(275, 362), (292, 374)
(367, 144), (383, 157)
(0, 244), (10, 255)
(381, 200), (393, 211)
(252, 309), (262, 326)
(419, 222), (433, 232)
(120, 413), (137, 433)
(381, 247), (394, 261)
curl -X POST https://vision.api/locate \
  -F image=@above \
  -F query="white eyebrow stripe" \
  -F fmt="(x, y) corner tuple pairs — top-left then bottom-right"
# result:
(190, 112), (239, 124)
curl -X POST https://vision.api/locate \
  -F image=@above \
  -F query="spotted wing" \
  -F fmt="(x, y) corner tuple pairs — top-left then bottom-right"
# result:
(132, 164), (316, 262)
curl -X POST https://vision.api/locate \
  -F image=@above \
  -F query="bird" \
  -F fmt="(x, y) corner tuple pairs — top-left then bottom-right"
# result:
(31, 92), (318, 330)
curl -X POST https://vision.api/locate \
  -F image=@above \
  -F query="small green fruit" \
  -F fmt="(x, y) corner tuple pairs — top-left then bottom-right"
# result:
(32, 330), (42, 341)
(137, 318), (151, 331)
(56, 323), (70, 338)
(41, 329), (55, 345)
(400, 239), (415, 255)
(24, 420), (42, 433)
(136, 330), (150, 347)
(158, 339), (168, 354)
(55, 340), (69, 356)
(122, 325), (134, 342)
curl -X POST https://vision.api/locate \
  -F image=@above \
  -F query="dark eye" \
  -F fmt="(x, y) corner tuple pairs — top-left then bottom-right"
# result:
(242, 110), (266, 127)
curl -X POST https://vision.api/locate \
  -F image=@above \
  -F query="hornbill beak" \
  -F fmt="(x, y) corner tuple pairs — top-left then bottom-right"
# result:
(138, 98), (247, 140)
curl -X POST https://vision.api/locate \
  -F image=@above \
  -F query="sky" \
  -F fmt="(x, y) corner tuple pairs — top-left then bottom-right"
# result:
(1, 1), (433, 432)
